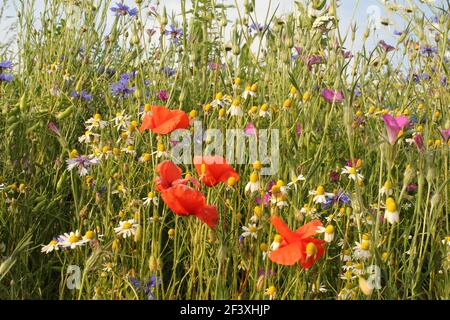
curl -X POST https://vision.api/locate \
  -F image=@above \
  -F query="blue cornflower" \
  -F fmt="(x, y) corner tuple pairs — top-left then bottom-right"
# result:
(0, 60), (13, 69)
(0, 73), (13, 82)
(110, 2), (138, 17)
(129, 275), (161, 300)
(162, 67), (176, 77)
(322, 191), (351, 209)
(249, 23), (267, 34)
(441, 76), (447, 86)
(393, 30), (403, 36)
(165, 24), (183, 44)
(71, 89), (93, 101)
(420, 45), (437, 56)
(111, 77), (135, 97)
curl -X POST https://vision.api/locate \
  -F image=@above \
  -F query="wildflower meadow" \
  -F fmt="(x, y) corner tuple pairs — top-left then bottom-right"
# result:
(0, 0), (449, 301)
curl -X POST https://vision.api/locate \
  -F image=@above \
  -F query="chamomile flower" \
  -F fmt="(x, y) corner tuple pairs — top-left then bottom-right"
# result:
(300, 204), (319, 219)
(82, 230), (103, 243)
(41, 239), (60, 254)
(210, 92), (225, 108)
(309, 185), (334, 204)
(143, 191), (158, 206)
(441, 236), (450, 246)
(85, 114), (107, 130)
(242, 84), (257, 99)
(112, 184), (127, 195)
(265, 285), (276, 300)
(286, 174), (306, 191)
(114, 219), (139, 238)
(122, 145), (136, 156)
(117, 131), (134, 145)
(78, 130), (100, 144)
(380, 180), (394, 196)
(270, 234), (283, 251)
(341, 249), (352, 262)
(245, 172), (260, 193)
(384, 197), (399, 224)
(259, 104), (271, 118)
(317, 224), (335, 242)
(241, 223), (261, 239)
(249, 206), (263, 223)
(341, 166), (364, 182)
(112, 111), (131, 131)
(227, 99), (243, 117)
(103, 262), (114, 273)
(353, 240), (372, 260)
(58, 230), (86, 249)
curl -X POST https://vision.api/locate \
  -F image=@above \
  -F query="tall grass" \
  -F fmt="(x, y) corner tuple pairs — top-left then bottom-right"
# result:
(0, 0), (449, 299)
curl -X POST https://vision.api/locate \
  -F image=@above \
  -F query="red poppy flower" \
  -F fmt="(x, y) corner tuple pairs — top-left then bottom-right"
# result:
(268, 216), (325, 269)
(155, 160), (199, 192)
(193, 155), (239, 187)
(139, 105), (189, 135)
(160, 184), (218, 228)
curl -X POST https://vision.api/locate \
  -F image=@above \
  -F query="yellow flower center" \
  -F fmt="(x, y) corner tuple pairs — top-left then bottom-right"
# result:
(253, 160), (262, 170)
(348, 167), (356, 175)
(157, 143), (165, 152)
(261, 104), (269, 111)
(249, 226), (257, 233)
(144, 104), (151, 112)
(234, 78), (241, 85)
(203, 104), (211, 112)
(325, 225), (335, 234)
(250, 172), (259, 183)
(271, 185), (281, 194)
(189, 110), (197, 118)
(49, 240), (58, 246)
(360, 241), (370, 250)
(84, 230), (95, 240)
(386, 197), (397, 212)
(127, 145), (134, 151)
(69, 149), (79, 158)
(266, 286), (276, 296)
(102, 146), (110, 153)
(113, 148), (121, 156)
(290, 86), (297, 95)
(227, 176), (236, 186)
(306, 242), (317, 256)
(316, 185), (325, 195)
(147, 191), (154, 198)
(303, 91), (311, 102)
(274, 234), (283, 243)
(251, 84), (257, 92)
(168, 228), (175, 237)
(215, 92), (223, 100)
(384, 180), (392, 190)
(142, 153), (151, 161)
(283, 99), (292, 108)
(253, 206), (262, 216)
(260, 243), (268, 251)
(68, 234), (80, 243)
(122, 222), (132, 229)
(93, 113), (102, 120)
(218, 108), (226, 117)
(250, 106), (258, 113)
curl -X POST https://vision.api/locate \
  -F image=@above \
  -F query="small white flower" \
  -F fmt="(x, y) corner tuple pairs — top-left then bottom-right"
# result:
(58, 230), (87, 249)
(112, 111), (131, 131)
(85, 115), (107, 131)
(114, 219), (139, 238)
(227, 105), (243, 117)
(78, 130), (100, 144)
(309, 186), (334, 204)
(143, 192), (159, 206)
(353, 241), (372, 260)
(341, 166), (364, 182)
(41, 239), (60, 254)
(241, 224), (261, 239)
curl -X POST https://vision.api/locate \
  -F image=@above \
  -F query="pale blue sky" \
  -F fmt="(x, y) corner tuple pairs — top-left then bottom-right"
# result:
(0, 0), (440, 55)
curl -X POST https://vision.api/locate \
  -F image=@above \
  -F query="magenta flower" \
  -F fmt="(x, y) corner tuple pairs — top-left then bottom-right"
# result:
(382, 114), (409, 145)
(439, 128), (450, 142)
(157, 89), (169, 101)
(321, 89), (344, 103)
(47, 122), (61, 136)
(244, 122), (257, 136)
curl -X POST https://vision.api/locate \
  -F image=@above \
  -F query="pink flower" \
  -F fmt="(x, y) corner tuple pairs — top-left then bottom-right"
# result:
(157, 90), (169, 101)
(47, 122), (61, 136)
(439, 128), (450, 142)
(413, 133), (425, 152)
(244, 122), (257, 136)
(295, 123), (302, 136)
(321, 89), (344, 103)
(382, 114), (409, 145)
(378, 40), (395, 52)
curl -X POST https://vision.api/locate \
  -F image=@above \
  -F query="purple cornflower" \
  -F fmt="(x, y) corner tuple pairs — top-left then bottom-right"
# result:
(249, 23), (268, 34)
(66, 155), (99, 177)
(378, 40), (395, 52)
(110, 2), (138, 17)
(393, 30), (403, 36)
(322, 191), (351, 209)
(165, 24), (183, 44)
(162, 67), (176, 77)
(0, 73), (13, 82)
(321, 89), (344, 103)
(129, 275), (161, 300)
(157, 89), (169, 101)
(420, 45), (437, 56)
(0, 60), (12, 69)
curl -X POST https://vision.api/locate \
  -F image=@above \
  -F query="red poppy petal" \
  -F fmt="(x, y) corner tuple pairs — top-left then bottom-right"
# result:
(298, 238), (326, 269)
(157, 161), (182, 185)
(194, 205), (218, 228)
(160, 189), (189, 215)
(271, 215), (301, 243)
(139, 113), (154, 132)
(151, 106), (189, 134)
(269, 242), (302, 265)
(169, 184), (206, 213)
(295, 220), (323, 239)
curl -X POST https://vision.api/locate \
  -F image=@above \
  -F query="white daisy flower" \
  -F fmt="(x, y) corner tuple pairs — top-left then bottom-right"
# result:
(241, 223), (261, 239)
(384, 197), (399, 224)
(112, 111), (131, 131)
(114, 219), (139, 238)
(85, 114), (107, 131)
(245, 173), (260, 194)
(227, 105), (243, 117)
(353, 241), (372, 260)
(341, 166), (364, 182)
(143, 192), (158, 206)
(58, 230), (87, 249)
(317, 225), (335, 243)
(379, 180), (394, 196)
(78, 130), (100, 144)
(41, 239), (60, 254)
(309, 186), (334, 204)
